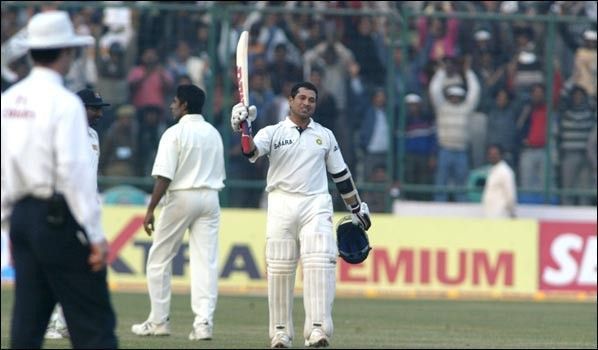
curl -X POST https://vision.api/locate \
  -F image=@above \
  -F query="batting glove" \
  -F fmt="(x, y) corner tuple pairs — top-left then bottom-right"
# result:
(350, 202), (371, 231)
(231, 103), (257, 132)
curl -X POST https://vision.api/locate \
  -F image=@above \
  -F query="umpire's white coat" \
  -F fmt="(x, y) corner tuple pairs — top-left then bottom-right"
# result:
(1, 67), (104, 243)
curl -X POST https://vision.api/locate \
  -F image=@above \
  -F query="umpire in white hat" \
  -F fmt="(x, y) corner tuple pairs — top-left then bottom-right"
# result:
(1, 11), (117, 349)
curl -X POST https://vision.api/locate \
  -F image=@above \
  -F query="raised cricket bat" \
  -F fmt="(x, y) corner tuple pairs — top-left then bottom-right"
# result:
(236, 30), (252, 153)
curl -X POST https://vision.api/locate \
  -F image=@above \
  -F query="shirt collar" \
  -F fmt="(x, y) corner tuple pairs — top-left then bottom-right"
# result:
(29, 66), (64, 86)
(283, 117), (313, 129)
(179, 114), (205, 123)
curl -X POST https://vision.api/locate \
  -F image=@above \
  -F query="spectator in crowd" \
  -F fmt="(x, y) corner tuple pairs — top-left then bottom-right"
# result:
(254, 12), (303, 67)
(64, 40), (97, 93)
(137, 6), (168, 55)
(359, 87), (390, 181)
(508, 50), (544, 103)
(438, 55), (466, 89)
(417, 1), (459, 81)
(429, 65), (480, 202)
(95, 42), (129, 136)
(191, 21), (210, 57)
(402, 93), (436, 201)
(558, 85), (596, 205)
(469, 28), (500, 65)
(486, 88), (519, 168)
(303, 38), (355, 115)
(361, 163), (388, 212)
(96, 43), (128, 99)
(3, 3), (595, 206)
(99, 6), (134, 57)
(248, 69), (275, 131)
(558, 8), (597, 96)
(470, 30), (508, 114)
(64, 12), (98, 92)
(246, 24), (266, 69)
(482, 144), (517, 218)
(309, 65), (338, 135)
(346, 16), (386, 87)
(512, 25), (538, 56)
(516, 83), (551, 199)
(127, 47), (174, 175)
(303, 36), (358, 170)
(128, 47), (174, 113)
(167, 40), (210, 91)
(217, 12), (247, 72)
(570, 29), (597, 101)
(392, 43), (423, 100)
(266, 80), (293, 125)
(267, 43), (302, 95)
(137, 106), (165, 176)
(100, 104), (139, 177)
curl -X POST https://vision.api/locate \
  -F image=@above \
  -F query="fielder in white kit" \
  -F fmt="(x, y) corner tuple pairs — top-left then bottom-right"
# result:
(44, 88), (110, 340)
(230, 81), (371, 348)
(132, 84), (225, 341)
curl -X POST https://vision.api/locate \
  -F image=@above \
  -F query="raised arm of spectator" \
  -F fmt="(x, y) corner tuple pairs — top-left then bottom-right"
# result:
(429, 68), (446, 108)
(463, 69), (481, 111)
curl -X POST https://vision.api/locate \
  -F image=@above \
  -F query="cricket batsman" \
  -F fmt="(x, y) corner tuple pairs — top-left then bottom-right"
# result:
(230, 81), (371, 348)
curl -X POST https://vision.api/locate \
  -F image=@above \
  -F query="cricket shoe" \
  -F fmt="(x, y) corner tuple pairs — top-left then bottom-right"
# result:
(189, 321), (212, 340)
(131, 320), (170, 336)
(44, 329), (63, 339)
(45, 319), (69, 339)
(271, 331), (292, 348)
(305, 328), (329, 348)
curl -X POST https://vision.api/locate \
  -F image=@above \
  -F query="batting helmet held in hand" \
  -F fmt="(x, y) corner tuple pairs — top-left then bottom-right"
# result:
(336, 215), (371, 264)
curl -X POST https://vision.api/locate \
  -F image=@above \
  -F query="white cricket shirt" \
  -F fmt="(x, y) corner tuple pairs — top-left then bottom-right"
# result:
(250, 118), (347, 195)
(482, 160), (517, 218)
(1, 67), (104, 243)
(151, 114), (225, 191)
(88, 127), (100, 186)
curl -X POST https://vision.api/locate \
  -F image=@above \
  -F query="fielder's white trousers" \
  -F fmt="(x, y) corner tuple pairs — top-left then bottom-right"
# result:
(266, 190), (337, 341)
(146, 189), (220, 328)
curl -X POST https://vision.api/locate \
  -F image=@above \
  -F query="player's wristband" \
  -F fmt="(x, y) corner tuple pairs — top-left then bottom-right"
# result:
(242, 145), (256, 158)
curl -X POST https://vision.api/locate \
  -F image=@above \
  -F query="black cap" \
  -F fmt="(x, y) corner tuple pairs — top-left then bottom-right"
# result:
(76, 89), (110, 107)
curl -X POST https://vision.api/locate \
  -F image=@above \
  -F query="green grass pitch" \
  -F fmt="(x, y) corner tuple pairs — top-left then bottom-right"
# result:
(1, 286), (596, 349)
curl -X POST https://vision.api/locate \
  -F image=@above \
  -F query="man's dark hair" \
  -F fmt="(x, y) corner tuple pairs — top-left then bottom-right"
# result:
(493, 87), (513, 100)
(290, 81), (318, 100)
(177, 84), (205, 114)
(30, 48), (63, 64)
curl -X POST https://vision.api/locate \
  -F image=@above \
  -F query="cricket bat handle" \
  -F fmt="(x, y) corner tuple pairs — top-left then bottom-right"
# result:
(241, 120), (252, 154)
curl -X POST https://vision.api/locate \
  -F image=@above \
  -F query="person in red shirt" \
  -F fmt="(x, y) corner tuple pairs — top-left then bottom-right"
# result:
(516, 83), (550, 201)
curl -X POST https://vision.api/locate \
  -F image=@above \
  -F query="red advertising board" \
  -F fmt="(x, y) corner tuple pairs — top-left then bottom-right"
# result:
(539, 221), (597, 292)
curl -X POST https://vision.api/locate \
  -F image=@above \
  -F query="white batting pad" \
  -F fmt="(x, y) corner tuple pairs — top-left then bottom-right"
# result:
(300, 231), (337, 340)
(266, 238), (299, 340)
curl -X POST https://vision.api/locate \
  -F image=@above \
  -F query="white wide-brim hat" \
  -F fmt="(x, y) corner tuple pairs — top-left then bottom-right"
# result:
(21, 11), (94, 49)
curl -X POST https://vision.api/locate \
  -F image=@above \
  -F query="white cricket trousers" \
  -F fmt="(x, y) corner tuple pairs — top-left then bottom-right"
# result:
(146, 189), (220, 328)
(266, 190), (337, 341)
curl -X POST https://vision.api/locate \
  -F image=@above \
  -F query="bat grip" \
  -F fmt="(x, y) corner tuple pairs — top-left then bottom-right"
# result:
(241, 120), (252, 154)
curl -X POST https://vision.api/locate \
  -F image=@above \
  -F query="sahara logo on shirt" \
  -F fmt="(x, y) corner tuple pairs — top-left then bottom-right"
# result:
(316, 138), (322, 145)
(274, 139), (293, 149)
